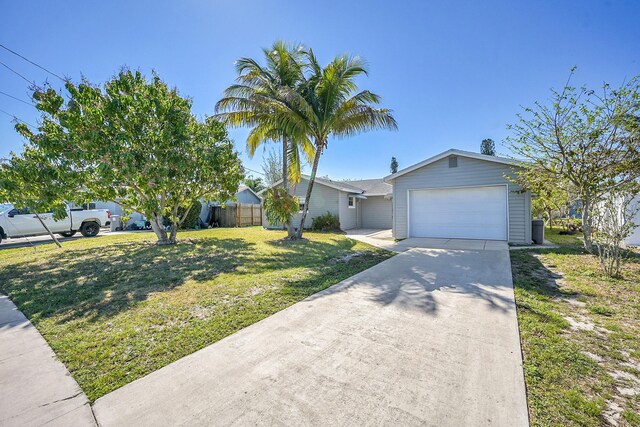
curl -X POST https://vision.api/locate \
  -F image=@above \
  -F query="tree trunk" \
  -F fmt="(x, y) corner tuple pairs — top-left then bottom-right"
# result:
(169, 221), (178, 243)
(582, 197), (594, 253)
(282, 137), (295, 238)
(296, 141), (323, 239)
(168, 205), (181, 244)
(34, 212), (62, 248)
(150, 212), (172, 245)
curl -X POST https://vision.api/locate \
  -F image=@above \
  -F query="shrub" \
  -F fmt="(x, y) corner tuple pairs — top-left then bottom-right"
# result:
(263, 187), (298, 227)
(311, 212), (341, 231)
(178, 200), (202, 229)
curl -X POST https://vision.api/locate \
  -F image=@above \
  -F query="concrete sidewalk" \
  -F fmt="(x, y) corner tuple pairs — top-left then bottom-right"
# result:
(93, 245), (529, 426)
(0, 295), (95, 426)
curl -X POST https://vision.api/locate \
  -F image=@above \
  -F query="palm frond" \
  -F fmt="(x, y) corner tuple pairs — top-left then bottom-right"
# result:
(331, 106), (398, 138)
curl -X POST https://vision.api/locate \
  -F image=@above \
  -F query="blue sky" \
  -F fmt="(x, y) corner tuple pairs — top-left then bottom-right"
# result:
(1, 0), (638, 180)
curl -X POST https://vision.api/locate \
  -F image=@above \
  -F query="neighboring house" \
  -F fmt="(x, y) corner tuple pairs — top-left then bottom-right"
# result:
(620, 194), (640, 247)
(627, 196), (640, 246)
(78, 201), (145, 227)
(261, 176), (392, 230)
(385, 149), (531, 243)
(199, 186), (262, 224)
(85, 186), (262, 229)
(261, 148), (533, 244)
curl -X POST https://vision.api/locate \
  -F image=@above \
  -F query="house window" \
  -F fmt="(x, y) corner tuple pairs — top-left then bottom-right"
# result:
(449, 156), (458, 168)
(348, 196), (355, 208)
(298, 197), (305, 213)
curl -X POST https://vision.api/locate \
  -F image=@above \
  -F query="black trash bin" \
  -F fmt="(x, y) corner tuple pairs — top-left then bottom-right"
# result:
(532, 219), (545, 244)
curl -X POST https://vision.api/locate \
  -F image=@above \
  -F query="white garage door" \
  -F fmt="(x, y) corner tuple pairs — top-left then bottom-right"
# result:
(409, 186), (507, 240)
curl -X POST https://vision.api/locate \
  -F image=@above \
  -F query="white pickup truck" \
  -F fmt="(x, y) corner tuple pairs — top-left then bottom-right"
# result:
(0, 204), (111, 244)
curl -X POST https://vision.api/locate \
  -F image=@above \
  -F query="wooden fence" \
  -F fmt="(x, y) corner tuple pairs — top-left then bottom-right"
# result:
(211, 203), (262, 227)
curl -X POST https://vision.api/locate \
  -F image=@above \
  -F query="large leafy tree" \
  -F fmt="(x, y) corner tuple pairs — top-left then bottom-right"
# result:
(215, 41), (314, 238)
(0, 146), (83, 216)
(507, 71), (640, 252)
(275, 50), (397, 238)
(5, 69), (243, 244)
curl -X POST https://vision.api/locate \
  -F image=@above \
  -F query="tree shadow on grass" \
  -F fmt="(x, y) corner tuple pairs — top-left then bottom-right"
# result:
(0, 234), (380, 327)
(0, 237), (255, 324)
(255, 236), (361, 272)
(509, 247), (589, 329)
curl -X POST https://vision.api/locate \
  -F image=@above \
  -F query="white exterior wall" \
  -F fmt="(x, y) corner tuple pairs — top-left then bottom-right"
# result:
(391, 156), (531, 243)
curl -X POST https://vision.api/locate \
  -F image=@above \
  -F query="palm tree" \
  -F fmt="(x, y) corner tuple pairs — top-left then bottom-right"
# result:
(215, 41), (314, 238)
(274, 50), (397, 238)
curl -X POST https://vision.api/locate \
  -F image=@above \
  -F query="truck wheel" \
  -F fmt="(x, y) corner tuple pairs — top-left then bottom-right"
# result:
(80, 221), (100, 237)
(59, 231), (77, 238)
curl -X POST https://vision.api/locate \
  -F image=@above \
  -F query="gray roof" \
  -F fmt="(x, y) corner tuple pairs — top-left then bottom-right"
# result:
(313, 176), (364, 193)
(339, 178), (392, 196)
(259, 175), (391, 196)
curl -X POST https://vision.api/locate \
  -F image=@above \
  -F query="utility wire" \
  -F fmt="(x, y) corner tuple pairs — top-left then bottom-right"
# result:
(0, 90), (33, 106)
(0, 60), (34, 85)
(0, 43), (66, 82)
(244, 167), (265, 177)
(0, 108), (37, 129)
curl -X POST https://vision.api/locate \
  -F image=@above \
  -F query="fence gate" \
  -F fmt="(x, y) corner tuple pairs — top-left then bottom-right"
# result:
(209, 203), (262, 227)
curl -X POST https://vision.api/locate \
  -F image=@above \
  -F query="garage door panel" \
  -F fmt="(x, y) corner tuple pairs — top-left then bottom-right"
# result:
(409, 186), (507, 240)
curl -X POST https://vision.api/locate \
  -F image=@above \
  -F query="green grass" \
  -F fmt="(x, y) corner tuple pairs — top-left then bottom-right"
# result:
(0, 227), (393, 401)
(512, 227), (640, 426)
(544, 226), (583, 246)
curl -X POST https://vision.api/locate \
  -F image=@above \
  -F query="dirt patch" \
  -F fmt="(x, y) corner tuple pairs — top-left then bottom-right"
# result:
(328, 251), (366, 265)
(603, 399), (624, 426)
(529, 256), (566, 289)
(189, 305), (215, 320)
(617, 386), (639, 396)
(562, 297), (587, 308)
(564, 315), (596, 331)
(610, 370), (639, 382)
(582, 351), (604, 363)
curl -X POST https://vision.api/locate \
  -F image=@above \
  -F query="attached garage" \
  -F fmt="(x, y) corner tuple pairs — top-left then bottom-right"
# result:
(386, 149), (532, 244)
(408, 185), (507, 240)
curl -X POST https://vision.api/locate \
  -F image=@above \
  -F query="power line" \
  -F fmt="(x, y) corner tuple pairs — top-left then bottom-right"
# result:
(0, 108), (37, 129)
(0, 43), (65, 82)
(244, 167), (265, 177)
(0, 60), (34, 85)
(0, 90), (33, 106)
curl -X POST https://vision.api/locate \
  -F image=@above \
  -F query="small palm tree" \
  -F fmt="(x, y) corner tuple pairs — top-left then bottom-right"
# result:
(275, 50), (397, 238)
(215, 41), (314, 237)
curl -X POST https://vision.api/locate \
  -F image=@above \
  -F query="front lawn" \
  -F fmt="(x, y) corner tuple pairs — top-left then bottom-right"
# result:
(0, 227), (392, 401)
(512, 228), (640, 426)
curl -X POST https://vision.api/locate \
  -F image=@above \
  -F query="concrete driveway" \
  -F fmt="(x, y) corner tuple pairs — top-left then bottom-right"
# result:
(93, 240), (528, 426)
